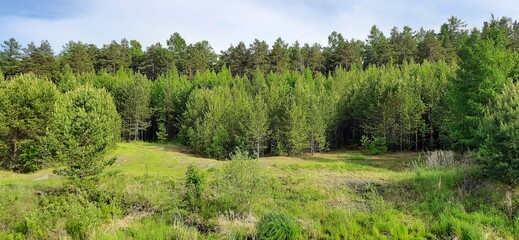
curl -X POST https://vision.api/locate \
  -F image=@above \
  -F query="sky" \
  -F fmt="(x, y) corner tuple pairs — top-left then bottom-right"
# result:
(0, 0), (518, 53)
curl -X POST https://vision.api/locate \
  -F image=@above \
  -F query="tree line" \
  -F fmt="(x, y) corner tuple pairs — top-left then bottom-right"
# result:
(5, 17), (516, 81)
(1, 16), (519, 183)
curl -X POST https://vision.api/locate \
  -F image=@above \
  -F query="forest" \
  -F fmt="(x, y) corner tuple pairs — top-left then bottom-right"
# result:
(1, 15), (519, 239)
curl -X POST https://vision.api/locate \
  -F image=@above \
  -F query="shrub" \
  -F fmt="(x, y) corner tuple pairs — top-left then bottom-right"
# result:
(256, 212), (301, 240)
(208, 149), (267, 217)
(361, 135), (388, 155)
(184, 165), (205, 213)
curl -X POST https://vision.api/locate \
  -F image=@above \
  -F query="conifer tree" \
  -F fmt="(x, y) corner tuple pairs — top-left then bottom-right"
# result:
(50, 86), (121, 179)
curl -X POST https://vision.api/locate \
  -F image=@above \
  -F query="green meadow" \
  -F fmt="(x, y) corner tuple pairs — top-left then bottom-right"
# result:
(1, 142), (517, 239)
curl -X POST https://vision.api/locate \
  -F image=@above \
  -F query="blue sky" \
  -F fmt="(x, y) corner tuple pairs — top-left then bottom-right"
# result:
(0, 0), (517, 53)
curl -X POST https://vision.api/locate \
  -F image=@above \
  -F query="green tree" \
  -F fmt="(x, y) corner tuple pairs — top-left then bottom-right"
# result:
(129, 40), (144, 72)
(0, 38), (23, 78)
(21, 40), (58, 80)
(389, 26), (418, 64)
(247, 94), (269, 158)
(416, 29), (447, 63)
(184, 41), (217, 77)
(439, 16), (468, 63)
(139, 43), (174, 80)
(324, 31), (362, 72)
(220, 42), (249, 76)
(478, 81), (519, 184)
(96, 39), (131, 73)
(288, 41), (304, 72)
(50, 86), (121, 179)
(363, 25), (392, 67)
(59, 41), (95, 74)
(287, 101), (307, 155)
(447, 31), (518, 150)
(301, 43), (324, 73)
(167, 32), (188, 74)
(269, 37), (289, 73)
(248, 39), (270, 74)
(0, 74), (58, 172)
(152, 67), (192, 139)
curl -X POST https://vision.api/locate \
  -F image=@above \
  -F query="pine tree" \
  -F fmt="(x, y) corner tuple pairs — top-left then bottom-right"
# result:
(447, 31), (518, 150)
(248, 94), (269, 158)
(50, 86), (121, 179)
(59, 41), (95, 74)
(478, 81), (519, 184)
(287, 102), (307, 156)
(0, 74), (58, 172)
(0, 38), (23, 78)
(156, 122), (168, 143)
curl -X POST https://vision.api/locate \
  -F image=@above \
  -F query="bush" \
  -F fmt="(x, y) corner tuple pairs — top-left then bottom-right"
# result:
(361, 135), (388, 155)
(256, 212), (302, 240)
(184, 165), (205, 213)
(207, 150), (267, 217)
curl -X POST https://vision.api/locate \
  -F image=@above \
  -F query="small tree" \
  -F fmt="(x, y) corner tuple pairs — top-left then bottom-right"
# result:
(50, 86), (121, 179)
(0, 74), (58, 172)
(248, 94), (269, 158)
(156, 122), (168, 143)
(478, 82), (519, 185)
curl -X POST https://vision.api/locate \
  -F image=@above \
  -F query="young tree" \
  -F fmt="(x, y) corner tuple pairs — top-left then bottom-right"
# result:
(0, 74), (58, 172)
(287, 101), (307, 156)
(447, 30), (518, 150)
(247, 94), (269, 158)
(50, 86), (121, 179)
(478, 82), (519, 184)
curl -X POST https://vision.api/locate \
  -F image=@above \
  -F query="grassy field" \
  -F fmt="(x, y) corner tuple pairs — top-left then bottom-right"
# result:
(0, 142), (517, 239)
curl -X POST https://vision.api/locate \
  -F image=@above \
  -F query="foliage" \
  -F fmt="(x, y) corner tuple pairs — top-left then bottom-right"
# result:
(0, 74), (58, 172)
(447, 29), (518, 151)
(207, 150), (267, 216)
(478, 81), (519, 185)
(361, 135), (388, 155)
(50, 86), (121, 179)
(184, 165), (205, 213)
(257, 212), (302, 240)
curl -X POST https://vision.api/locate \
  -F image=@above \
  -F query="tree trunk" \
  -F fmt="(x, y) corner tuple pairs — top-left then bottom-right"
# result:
(256, 140), (260, 159)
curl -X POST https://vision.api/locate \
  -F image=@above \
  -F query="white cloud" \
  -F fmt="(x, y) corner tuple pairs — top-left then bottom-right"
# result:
(1, 0), (518, 53)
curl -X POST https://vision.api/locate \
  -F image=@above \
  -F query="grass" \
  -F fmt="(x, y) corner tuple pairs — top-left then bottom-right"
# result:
(0, 141), (518, 239)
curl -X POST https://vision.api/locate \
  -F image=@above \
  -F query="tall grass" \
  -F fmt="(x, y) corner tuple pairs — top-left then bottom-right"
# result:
(412, 150), (456, 169)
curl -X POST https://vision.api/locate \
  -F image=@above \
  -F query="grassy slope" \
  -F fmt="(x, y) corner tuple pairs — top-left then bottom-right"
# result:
(0, 142), (516, 239)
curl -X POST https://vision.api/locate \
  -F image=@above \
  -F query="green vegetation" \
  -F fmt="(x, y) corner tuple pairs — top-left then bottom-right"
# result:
(1, 15), (519, 239)
(0, 142), (518, 239)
